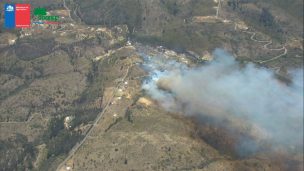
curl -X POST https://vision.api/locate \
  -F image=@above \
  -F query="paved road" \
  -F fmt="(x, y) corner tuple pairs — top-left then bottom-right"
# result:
(56, 64), (132, 171)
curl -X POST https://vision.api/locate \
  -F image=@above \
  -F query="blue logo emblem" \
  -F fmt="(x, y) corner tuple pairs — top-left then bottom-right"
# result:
(6, 5), (14, 12)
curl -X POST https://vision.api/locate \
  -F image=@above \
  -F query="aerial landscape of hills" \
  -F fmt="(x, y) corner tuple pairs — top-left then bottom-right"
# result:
(0, 0), (303, 170)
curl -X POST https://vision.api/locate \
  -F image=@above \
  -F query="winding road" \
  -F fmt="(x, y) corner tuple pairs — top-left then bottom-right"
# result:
(235, 24), (288, 64)
(56, 3), (297, 170)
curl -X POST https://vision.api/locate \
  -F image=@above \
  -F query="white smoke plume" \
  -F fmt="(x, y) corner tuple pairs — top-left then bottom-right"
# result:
(141, 48), (303, 154)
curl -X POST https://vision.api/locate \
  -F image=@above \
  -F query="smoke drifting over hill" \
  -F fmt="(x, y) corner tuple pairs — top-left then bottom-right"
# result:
(141, 49), (303, 155)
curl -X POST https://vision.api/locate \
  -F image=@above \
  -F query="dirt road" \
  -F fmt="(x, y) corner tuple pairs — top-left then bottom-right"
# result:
(235, 24), (288, 64)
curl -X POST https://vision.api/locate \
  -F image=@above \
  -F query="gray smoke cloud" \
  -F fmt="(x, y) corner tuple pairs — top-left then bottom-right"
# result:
(141, 48), (303, 154)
